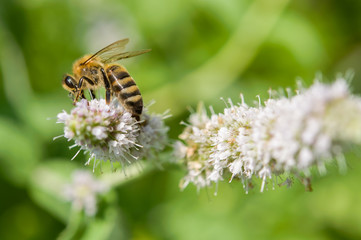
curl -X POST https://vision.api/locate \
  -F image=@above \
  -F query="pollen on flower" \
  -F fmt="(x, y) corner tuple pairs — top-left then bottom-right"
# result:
(177, 77), (361, 193)
(56, 99), (169, 170)
(63, 170), (108, 216)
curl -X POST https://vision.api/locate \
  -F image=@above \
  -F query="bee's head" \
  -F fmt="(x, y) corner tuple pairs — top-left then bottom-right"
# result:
(62, 75), (77, 93)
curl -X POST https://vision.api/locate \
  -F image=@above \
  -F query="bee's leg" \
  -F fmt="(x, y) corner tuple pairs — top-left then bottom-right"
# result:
(82, 76), (95, 86)
(89, 90), (96, 100)
(105, 90), (112, 104)
(74, 76), (95, 102)
(74, 78), (84, 103)
(81, 90), (86, 99)
(100, 68), (112, 104)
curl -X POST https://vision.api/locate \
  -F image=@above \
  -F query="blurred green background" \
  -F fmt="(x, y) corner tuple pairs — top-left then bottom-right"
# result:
(1, 0), (361, 239)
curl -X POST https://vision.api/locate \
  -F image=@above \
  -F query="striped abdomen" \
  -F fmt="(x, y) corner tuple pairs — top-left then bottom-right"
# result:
(106, 64), (143, 120)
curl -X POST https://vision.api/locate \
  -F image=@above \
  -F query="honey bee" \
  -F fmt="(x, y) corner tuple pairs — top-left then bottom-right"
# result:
(62, 38), (150, 120)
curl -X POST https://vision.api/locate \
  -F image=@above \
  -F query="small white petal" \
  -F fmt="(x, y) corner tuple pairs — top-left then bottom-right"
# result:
(298, 147), (313, 169)
(92, 126), (107, 140)
(229, 159), (243, 176)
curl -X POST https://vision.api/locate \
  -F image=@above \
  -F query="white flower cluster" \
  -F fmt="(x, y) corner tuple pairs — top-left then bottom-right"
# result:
(57, 99), (169, 169)
(64, 170), (108, 216)
(176, 79), (361, 192)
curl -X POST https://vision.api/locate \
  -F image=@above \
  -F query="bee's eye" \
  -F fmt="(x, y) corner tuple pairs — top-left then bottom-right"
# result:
(64, 76), (76, 89)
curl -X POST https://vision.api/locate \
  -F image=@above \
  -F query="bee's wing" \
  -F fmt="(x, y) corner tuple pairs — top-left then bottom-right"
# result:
(81, 38), (129, 65)
(102, 49), (151, 64)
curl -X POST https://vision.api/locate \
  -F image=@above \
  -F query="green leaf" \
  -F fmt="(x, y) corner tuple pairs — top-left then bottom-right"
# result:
(99, 162), (152, 188)
(24, 94), (72, 140)
(0, 117), (40, 186)
(29, 159), (78, 222)
(0, 24), (34, 118)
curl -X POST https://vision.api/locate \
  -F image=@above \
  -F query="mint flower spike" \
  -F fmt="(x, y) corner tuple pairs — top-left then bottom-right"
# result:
(63, 170), (109, 216)
(56, 99), (169, 171)
(176, 78), (361, 193)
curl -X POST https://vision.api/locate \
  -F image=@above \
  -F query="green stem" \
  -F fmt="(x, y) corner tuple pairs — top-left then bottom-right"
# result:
(57, 210), (84, 240)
